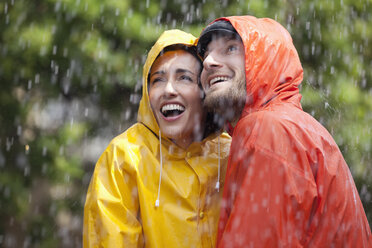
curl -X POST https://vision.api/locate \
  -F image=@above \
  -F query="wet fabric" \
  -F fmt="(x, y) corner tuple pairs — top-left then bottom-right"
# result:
(83, 30), (231, 247)
(211, 16), (372, 247)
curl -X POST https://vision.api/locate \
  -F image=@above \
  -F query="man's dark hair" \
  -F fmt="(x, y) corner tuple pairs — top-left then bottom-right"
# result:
(197, 20), (240, 58)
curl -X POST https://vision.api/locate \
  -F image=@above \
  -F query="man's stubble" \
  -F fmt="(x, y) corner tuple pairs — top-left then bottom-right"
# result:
(203, 76), (247, 124)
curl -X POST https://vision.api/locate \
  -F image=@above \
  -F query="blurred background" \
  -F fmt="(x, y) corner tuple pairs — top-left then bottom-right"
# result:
(0, 0), (371, 247)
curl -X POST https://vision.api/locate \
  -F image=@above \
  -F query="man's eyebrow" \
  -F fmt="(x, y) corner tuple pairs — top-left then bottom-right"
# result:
(175, 68), (194, 75)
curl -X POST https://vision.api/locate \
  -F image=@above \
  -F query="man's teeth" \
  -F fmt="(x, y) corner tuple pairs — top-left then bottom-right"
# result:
(210, 76), (229, 85)
(161, 104), (185, 113)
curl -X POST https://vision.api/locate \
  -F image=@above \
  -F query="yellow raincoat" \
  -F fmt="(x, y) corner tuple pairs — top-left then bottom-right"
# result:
(83, 30), (231, 248)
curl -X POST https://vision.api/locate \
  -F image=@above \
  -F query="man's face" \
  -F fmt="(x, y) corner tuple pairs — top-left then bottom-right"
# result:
(200, 35), (246, 122)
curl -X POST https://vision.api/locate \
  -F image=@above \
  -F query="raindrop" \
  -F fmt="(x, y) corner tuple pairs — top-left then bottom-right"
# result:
(59, 146), (64, 155)
(130, 93), (141, 104)
(311, 42), (315, 55)
(65, 174), (70, 182)
(53, 45), (57, 55)
(4, 3), (8, 14)
(51, 74), (57, 84)
(115, 8), (120, 16)
(6, 137), (14, 151)
(4, 187), (10, 198)
(42, 163), (47, 174)
(17, 125), (22, 136)
(361, 78), (366, 88)
(125, 39), (131, 49)
(55, 1), (62, 12)
(146, 0), (150, 8)
(63, 47), (68, 57)
(28, 80), (32, 89)
(125, 108), (131, 120)
(24, 166), (30, 176)
(35, 74), (40, 84)
(40, 45), (47, 56)
(84, 108), (89, 117)
(51, 25), (57, 34)
(23, 237), (31, 247)
(42, 146), (47, 156)
(0, 151), (5, 167)
(63, 78), (70, 94)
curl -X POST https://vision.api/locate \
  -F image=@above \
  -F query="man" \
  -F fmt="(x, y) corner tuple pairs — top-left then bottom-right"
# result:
(197, 16), (371, 247)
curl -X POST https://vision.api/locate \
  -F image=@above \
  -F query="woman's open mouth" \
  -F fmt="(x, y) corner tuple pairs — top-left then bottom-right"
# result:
(161, 104), (185, 118)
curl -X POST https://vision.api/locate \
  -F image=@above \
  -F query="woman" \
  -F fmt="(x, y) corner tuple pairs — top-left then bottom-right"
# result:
(83, 29), (231, 247)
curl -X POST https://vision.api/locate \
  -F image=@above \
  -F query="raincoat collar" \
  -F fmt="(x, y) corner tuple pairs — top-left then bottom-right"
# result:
(204, 16), (304, 134)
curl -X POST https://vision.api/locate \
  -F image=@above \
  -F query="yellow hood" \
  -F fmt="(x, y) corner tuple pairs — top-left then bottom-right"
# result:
(137, 29), (197, 135)
(83, 30), (231, 248)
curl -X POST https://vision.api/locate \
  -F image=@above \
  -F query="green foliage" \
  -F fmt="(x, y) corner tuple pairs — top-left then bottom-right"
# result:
(0, 0), (371, 246)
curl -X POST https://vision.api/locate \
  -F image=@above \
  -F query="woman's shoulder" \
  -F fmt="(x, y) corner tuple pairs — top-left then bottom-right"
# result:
(99, 123), (158, 166)
(109, 123), (155, 148)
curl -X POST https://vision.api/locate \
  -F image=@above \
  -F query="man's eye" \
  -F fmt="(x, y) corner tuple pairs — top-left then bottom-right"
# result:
(227, 45), (238, 52)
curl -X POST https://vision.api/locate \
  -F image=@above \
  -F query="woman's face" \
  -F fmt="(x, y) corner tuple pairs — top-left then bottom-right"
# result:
(149, 49), (204, 149)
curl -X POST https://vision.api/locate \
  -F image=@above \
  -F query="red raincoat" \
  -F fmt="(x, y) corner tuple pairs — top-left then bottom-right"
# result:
(215, 16), (372, 247)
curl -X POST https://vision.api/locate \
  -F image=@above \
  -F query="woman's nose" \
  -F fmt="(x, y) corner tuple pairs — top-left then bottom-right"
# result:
(163, 80), (177, 97)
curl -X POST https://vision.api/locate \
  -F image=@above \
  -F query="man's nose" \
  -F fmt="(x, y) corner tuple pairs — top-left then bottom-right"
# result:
(203, 52), (222, 70)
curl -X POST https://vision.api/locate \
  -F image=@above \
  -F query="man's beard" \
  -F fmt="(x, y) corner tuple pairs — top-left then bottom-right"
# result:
(203, 78), (246, 124)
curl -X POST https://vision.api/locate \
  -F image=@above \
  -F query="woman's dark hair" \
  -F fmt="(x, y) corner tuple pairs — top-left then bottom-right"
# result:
(148, 44), (202, 83)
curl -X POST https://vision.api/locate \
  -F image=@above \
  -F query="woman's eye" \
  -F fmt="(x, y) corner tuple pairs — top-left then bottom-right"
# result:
(150, 77), (163, 85)
(180, 75), (193, 82)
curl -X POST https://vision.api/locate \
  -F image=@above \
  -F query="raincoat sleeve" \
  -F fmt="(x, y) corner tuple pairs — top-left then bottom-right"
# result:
(83, 141), (144, 248)
(218, 116), (318, 247)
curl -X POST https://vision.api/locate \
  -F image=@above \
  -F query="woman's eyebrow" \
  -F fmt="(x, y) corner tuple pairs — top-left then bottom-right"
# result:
(150, 70), (165, 78)
(176, 68), (194, 75)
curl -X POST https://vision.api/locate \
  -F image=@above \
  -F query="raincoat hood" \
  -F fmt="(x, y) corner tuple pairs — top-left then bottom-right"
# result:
(210, 16), (372, 247)
(205, 16), (303, 122)
(137, 29), (197, 135)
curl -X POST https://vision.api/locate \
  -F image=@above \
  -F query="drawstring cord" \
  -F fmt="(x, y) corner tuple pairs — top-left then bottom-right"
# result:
(215, 136), (220, 192)
(155, 130), (221, 206)
(155, 129), (163, 207)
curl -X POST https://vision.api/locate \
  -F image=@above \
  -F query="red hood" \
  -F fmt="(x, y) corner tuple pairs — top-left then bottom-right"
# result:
(209, 16), (304, 127)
